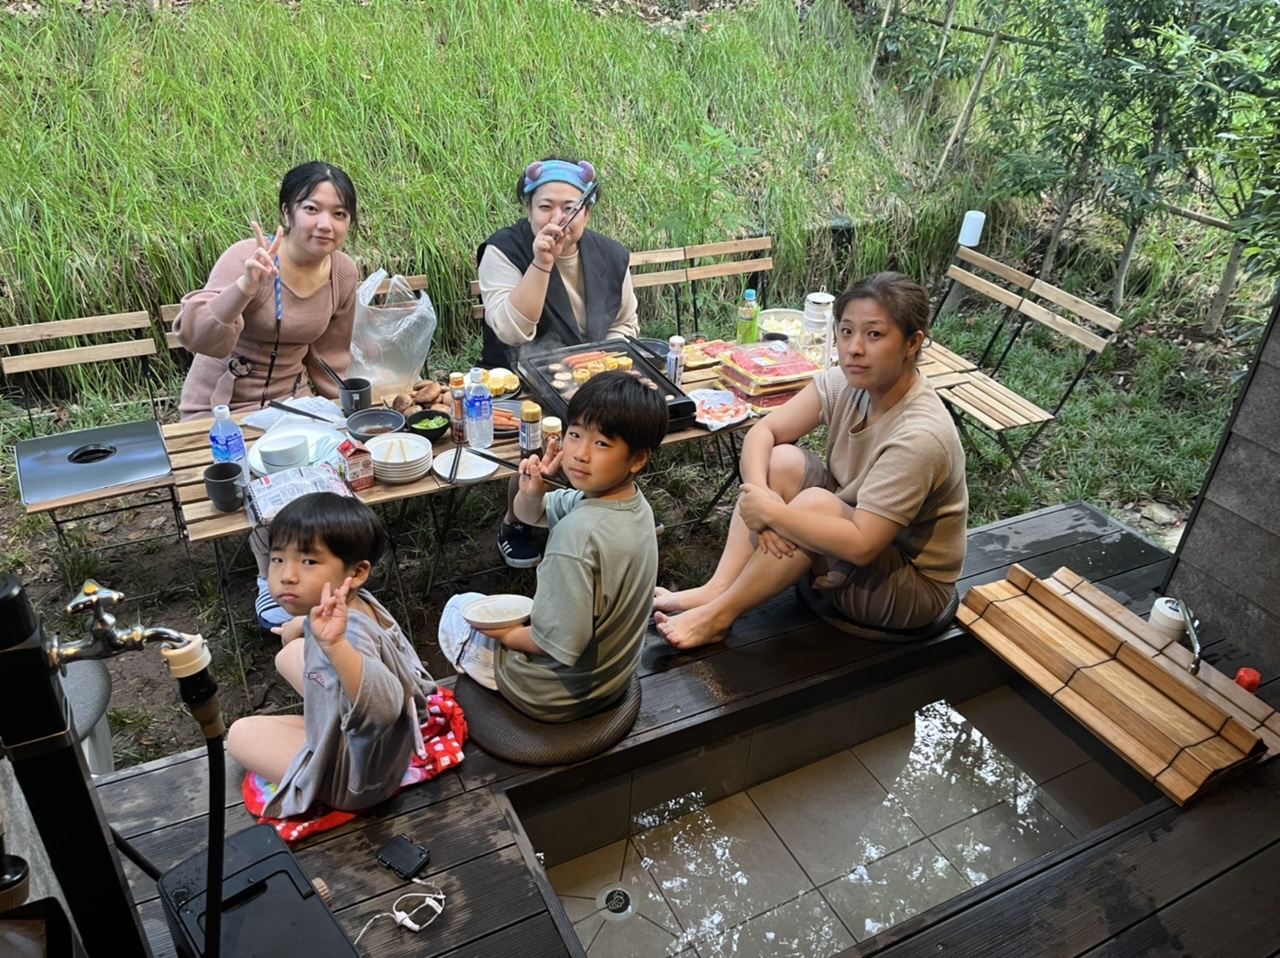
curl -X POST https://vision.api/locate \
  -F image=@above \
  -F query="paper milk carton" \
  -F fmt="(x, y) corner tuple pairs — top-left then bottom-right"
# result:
(336, 438), (375, 491)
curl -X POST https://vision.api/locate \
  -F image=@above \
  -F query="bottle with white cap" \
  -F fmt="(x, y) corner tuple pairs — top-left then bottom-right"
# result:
(799, 289), (836, 368)
(667, 335), (686, 387)
(464, 368), (494, 450)
(209, 405), (248, 481)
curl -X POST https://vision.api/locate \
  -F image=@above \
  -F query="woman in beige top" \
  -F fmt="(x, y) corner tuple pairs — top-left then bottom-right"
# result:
(175, 162), (360, 421)
(654, 273), (968, 649)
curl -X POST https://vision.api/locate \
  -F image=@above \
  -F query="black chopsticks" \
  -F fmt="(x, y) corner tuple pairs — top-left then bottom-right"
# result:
(443, 445), (569, 488)
(559, 181), (598, 236)
(268, 400), (341, 425)
(313, 356), (350, 390)
(446, 441), (462, 484)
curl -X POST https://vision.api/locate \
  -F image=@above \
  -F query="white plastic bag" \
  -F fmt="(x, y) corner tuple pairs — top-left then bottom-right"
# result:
(349, 269), (438, 397)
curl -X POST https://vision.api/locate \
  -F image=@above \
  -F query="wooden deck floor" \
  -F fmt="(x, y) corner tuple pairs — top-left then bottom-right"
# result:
(93, 500), (1277, 958)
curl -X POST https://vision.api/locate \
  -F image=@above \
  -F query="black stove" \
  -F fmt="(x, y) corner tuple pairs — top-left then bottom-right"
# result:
(16, 420), (172, 507)
(516, 340), (695, 433)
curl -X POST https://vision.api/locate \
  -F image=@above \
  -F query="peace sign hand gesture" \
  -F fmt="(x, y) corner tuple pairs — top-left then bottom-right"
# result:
(518, 437), (564, 498)
(239, 221), (282, 295)
(308, 577), (353, 653)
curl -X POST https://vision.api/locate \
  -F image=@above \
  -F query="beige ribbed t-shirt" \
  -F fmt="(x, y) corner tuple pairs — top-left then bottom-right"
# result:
(815, 368), (968, 583)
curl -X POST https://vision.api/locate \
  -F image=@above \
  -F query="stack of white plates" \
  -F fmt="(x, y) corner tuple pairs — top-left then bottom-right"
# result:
(364, 432), (433, 484)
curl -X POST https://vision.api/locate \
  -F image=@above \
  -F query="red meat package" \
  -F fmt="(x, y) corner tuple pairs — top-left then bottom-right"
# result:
(722, 342), (820, 383)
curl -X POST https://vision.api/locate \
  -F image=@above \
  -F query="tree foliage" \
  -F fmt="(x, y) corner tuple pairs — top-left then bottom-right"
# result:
(881, 0), (1280, 314)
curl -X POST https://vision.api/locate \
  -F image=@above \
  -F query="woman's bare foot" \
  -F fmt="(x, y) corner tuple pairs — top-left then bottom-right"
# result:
(653, 583), (724, 614)
(654, 608), (731, 650)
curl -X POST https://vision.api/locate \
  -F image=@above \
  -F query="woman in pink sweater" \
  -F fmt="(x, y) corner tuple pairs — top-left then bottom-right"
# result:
(175, 162), (360, 421)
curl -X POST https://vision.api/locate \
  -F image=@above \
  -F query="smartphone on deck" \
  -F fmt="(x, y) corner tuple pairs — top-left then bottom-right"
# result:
(377, 834), (431, 880)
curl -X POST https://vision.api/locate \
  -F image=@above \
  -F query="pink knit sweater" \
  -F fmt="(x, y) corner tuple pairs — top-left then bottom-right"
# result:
(175, 238), (359, 421)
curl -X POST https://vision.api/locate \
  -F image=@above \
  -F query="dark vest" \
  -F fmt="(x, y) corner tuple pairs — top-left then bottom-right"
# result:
(477, 220), (630, 367)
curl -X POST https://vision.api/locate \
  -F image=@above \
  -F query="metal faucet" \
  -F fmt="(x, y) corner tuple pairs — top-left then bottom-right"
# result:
(54, 579), (187, 671)
(1179, 601), (1202, 676)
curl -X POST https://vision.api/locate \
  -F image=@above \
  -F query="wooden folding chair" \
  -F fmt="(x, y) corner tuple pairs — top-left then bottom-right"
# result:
(629, 246), (690, 332)
(1, 311), (162, 431)
(683, 237), (773, 335)
(931, 247), (1123, 488)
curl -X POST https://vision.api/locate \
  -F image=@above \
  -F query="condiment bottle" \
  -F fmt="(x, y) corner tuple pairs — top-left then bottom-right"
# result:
(449, 372), (466, 444)
(519, 401), (543, 459)
(542, 416), (563, 457)
(667, 335), (686, 387)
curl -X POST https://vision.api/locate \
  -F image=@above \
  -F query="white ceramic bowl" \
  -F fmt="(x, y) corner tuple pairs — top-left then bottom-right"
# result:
(461, 594), (534, 630)
(256, 434), (309, 472)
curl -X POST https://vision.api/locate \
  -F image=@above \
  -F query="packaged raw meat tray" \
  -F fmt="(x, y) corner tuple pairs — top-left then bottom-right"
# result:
(716, 361), (817, 397)
(716, 378), (805, 415)
(684, 339), (735, 369)
(718, 342), (821, 388)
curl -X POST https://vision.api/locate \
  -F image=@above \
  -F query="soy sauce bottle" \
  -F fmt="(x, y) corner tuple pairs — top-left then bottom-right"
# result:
(449, 372), (466, 444)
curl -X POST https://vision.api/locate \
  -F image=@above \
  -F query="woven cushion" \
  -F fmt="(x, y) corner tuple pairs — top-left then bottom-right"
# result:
(454, 673), (641, 767)
(797, 578), (960, 643)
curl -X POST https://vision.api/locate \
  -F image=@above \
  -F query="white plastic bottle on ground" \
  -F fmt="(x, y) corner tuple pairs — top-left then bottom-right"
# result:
(464, 368), (494, 450)
(209, 405), (248, 480)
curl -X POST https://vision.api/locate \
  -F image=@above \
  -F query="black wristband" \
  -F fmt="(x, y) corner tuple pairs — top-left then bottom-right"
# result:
(530, 262), (552, 274)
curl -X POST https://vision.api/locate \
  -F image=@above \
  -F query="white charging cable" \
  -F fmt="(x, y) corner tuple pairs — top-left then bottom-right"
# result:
(353, 880), (446, 948)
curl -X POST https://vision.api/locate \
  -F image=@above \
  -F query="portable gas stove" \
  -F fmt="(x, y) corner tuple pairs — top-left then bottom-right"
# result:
(516, 340), (696, 432)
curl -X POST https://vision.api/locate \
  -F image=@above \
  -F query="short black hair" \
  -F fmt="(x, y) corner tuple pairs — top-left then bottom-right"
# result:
(835, 272), (931, 343)
(279, 161), (359, 230)
(268, 492), (385, 568)
(567, 370), (668, 457)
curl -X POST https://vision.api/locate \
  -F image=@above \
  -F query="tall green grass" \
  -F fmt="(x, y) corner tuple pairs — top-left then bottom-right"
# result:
(0, 0), (977, 363)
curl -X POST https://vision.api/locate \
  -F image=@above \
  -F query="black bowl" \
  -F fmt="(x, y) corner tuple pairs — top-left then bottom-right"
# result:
(345, 407), (406, 444)
(405, 409), (451, 442)
(636, 338), (670, 368)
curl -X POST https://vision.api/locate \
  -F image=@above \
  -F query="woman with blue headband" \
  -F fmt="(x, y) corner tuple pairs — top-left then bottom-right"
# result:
(478, 155), (640, 567)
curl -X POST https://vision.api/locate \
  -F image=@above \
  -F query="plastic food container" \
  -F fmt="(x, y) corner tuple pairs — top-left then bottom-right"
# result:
(716, 342), (821, 395)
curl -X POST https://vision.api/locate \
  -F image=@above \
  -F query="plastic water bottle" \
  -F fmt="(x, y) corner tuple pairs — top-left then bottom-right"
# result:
(209, 405), (248, 480)
(464, 368), (494, 450)
(667, 335), (686, 387)
(737, 289), (760, 344)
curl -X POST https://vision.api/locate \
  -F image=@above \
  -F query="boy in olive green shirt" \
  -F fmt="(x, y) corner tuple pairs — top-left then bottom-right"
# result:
(439, 372), (668, 721)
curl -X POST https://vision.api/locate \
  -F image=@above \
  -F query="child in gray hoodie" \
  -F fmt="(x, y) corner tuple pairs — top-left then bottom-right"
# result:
(227, 493), (435, 816)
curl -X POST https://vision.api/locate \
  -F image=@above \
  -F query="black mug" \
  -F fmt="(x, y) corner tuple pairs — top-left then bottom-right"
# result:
(204, 462), (246, 512)
(338, 377), (373, 415)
